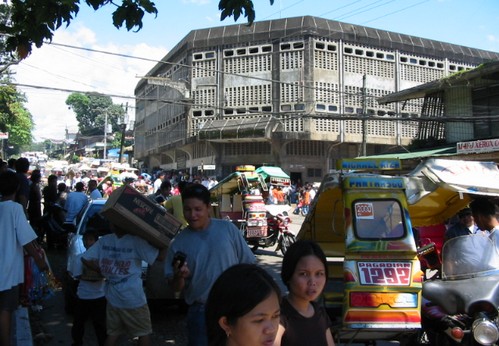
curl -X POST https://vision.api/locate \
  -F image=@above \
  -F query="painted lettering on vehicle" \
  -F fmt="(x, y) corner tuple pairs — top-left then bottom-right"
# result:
(347, 177), (404, 189)
(358, 262), (411, 285)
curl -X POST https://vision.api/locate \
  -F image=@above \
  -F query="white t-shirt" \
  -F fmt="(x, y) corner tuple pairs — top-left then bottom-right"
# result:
(309, 188), (316, 201)
(72, 253), (106, 300)
(0, 200), (38, 291)
(82, 233), (159, 308)
(153, 178), (163, 193)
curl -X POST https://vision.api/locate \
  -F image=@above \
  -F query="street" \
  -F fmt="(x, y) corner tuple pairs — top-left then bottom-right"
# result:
(32, 211), (299, 345)
(31, 211), (398, 345)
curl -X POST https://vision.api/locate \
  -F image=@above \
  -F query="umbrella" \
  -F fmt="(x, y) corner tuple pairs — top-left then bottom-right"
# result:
(119, 172), (138, 181)
(79, 164), (91, 171)
(141, 173), (152, 180)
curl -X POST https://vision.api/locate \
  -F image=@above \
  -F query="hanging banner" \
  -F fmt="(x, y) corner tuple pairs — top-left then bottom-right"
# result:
(457, 138), (499, 154)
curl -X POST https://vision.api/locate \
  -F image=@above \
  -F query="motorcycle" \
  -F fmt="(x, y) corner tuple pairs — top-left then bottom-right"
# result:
(245, 211), (295, 255)
(421, 234), (499, 345)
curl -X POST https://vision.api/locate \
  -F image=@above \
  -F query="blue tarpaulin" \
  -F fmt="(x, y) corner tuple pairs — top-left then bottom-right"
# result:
(107, 148), (128, 158)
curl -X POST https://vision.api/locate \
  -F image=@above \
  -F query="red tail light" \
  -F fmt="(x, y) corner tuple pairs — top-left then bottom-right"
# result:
(350, 292), (418, 308)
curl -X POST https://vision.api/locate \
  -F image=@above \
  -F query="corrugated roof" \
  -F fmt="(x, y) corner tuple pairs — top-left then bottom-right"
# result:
(139, 16), (499, 87)
(378, 60), (499, 104)
(358, 146), (457, 160)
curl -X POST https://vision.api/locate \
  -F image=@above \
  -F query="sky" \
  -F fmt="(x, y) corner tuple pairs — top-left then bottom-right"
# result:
(11, 0), (499, 142)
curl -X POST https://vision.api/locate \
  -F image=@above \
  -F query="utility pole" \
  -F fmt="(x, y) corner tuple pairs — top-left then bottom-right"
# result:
(103, 111), (108, 160)
(118, 103), (128, 163)
(361, 74), (367, 157)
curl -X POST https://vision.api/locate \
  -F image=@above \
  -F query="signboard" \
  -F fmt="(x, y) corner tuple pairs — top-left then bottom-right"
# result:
(338, 158), (401, 171)
(358, 262), (412, 286)
(355, 202), (374, 219)
(457, 138), (499, 154)
(270, 177), (291, 186)
(0, 132), (8, 139)
(198, 164), (216, 170)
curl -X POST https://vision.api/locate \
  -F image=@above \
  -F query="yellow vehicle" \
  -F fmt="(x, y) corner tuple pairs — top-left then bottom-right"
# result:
(297, 157), (499, 342)
(297, 158), (421, 342)
(210, 165), (294, 252)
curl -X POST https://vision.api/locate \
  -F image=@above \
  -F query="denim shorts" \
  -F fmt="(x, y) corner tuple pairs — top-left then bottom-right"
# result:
(0, 285), (19, 312)
(187, 303), (207, 346)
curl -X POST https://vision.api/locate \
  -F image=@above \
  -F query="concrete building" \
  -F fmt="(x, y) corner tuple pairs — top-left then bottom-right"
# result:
(134, 16), (499, 183)
(377, 60), (499, 164)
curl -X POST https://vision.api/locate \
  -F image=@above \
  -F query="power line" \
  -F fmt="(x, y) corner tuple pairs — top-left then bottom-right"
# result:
(45, 42), (365, 100)
(20, 62), (99, 90)
(48, 42), (159, 64)
(319, 0), (365, 17)
(361, 0), (430, 25)
(6, 82), (135, 100)
(334, 0), (395, 22)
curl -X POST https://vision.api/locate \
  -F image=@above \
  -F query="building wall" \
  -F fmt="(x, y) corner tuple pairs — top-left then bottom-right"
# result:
(134, 16), (498, 181)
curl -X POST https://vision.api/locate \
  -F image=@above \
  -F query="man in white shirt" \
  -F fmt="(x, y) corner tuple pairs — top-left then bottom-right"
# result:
(201, 176), (210, 189)
(309, 185), (317, 202)
(153, 171), (165, 194)
(208, 177), (218, 190)
(0, 171), (48, 345)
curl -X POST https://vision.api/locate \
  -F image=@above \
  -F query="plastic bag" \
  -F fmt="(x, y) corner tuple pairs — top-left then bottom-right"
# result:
(22, 248), (61, 307)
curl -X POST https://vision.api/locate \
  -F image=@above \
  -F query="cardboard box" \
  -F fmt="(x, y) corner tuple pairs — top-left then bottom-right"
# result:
(101, 185), (182, 248)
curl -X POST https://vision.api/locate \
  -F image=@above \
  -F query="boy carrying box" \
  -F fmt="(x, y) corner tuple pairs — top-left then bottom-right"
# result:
(82, 222), (166, 346)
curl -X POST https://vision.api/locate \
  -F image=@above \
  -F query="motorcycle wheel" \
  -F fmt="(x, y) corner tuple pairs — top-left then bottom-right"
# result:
(280, 234), (296, 256)
(250, 244), (259, 253)
(407, 329), (460, 346)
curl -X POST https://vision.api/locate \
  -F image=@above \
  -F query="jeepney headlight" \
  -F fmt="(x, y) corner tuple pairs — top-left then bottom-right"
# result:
(473, 317), (499, 345)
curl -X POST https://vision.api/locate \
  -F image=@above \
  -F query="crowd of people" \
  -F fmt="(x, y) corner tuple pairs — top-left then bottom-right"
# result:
(1, 157), (335, 346)
(10, 157), (499, 346)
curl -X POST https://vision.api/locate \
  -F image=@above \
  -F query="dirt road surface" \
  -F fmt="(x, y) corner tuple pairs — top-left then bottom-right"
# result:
(30, 210), (398, 345)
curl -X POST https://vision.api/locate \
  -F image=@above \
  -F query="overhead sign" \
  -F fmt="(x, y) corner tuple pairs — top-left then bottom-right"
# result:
(457, 138), (499, 154)
(0, 132), (8, 139)
(338, 158), (401, 171)
(198, 164), (216, 170)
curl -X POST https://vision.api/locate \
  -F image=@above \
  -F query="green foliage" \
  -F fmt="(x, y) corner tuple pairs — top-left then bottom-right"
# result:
(66, 92), (126, 136)
(0, 82), (33, 152)
(0, 4), (19, 70)
(7, 101), (33, 146)
(219, 0), (273, 23)
(0, 0), (270, 58)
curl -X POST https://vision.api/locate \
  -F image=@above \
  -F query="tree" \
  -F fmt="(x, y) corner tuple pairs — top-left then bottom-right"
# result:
(0, 0), (273, 59)
(0, 79), (33, 155)
(66, 92), (125, 136)
(0, 4), (20, 73)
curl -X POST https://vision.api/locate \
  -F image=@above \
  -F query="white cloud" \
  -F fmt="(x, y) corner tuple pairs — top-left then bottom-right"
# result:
(12, 25), (167, 142)
(488, 34), (498, 43)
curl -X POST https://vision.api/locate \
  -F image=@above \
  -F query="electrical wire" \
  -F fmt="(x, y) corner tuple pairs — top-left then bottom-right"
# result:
(9, 17), (495, 136)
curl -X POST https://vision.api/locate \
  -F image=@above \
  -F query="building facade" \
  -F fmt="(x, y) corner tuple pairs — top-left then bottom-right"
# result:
(134, 16), (499, 182)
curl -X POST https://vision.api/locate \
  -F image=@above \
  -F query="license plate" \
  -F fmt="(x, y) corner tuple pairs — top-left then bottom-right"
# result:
(357, 262), (412, 286)
(246, 228), (267, 238)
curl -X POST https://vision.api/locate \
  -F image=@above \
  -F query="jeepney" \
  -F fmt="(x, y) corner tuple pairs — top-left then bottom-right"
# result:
(297, 157), (499, 343)
(209, 165), (291, 250)
(209, 165), (269, 240)
(297, 158), (421, 342)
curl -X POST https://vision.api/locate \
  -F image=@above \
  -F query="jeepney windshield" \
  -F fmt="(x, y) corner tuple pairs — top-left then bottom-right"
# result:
(353, 199), (405, 239)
